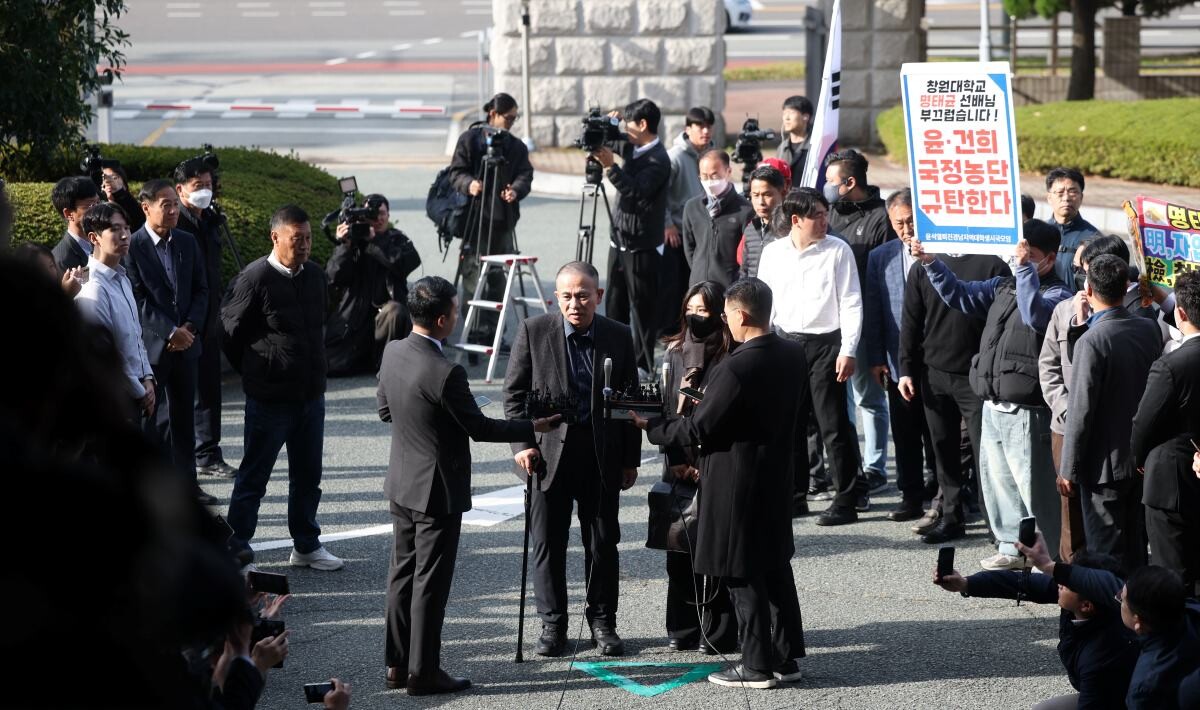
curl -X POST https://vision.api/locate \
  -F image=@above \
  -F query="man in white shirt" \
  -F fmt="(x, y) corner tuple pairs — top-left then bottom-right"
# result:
(74, 202), (156, 420)
(758, 187), (866, 526)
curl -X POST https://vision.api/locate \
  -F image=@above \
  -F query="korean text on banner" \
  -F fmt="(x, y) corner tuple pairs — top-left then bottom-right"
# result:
(1128, 196), (1200, 287)
(900, 62), (1021, 256)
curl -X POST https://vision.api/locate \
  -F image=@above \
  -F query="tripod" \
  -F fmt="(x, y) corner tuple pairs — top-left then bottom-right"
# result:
(575, 157), (612, 265)
(210, 200), (245, 272)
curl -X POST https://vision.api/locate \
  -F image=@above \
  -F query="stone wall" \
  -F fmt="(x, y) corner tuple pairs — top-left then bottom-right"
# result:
(490, 0), (726, 148)
(828, 0), (924, 149)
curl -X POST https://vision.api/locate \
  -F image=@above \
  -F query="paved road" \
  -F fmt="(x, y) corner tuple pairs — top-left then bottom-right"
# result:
(185, 165), (1074, 709)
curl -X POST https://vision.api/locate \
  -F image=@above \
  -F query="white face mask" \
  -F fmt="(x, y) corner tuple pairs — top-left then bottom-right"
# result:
(701, 178), (728, 196)
(187, 188), (213, 210)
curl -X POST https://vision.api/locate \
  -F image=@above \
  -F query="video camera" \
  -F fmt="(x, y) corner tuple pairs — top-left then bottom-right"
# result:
(325, 176), (382, 245)
(731, 117), (778, 173)
(79, 144), (122, 189)
(573, 107), (621, 153)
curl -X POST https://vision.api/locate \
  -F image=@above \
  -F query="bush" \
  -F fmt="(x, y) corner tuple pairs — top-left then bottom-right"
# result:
(875, 98), (1200, 188)
(7, 145), (344, 282)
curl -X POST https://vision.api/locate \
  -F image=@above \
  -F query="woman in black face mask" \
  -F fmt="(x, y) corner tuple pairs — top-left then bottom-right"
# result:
(656, 280), (737, 654)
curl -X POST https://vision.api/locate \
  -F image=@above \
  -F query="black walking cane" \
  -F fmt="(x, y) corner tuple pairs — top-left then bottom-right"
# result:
(515, 457), (542, 662)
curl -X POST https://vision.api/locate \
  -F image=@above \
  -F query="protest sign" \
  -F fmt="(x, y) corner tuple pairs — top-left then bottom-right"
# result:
(900, 62), (1021, 256)
(1125, 196), (1200, 287)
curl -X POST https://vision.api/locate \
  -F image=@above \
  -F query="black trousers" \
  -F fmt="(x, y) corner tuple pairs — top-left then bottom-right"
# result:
(785, 331), (863, 510)
(1146, 503), (1200, 595)
(887, 377), (931, 502)
(656, 242), (689, 338)
(726, 564), (806, 673)
(1080, 477), (1146, 575)
(385, 501), (462, 678)
(606, 247), (661, 373)
(193, 327), (224, 467)
(665, 552), (737, 651)
(146, 350), (198, 483)
(529, 426), (621, 629)
(920, 367), (982, 526)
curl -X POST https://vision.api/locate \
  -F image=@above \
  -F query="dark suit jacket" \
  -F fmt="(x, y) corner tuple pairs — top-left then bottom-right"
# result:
(503, 313), (641, 491)
(1061, 307), (1163, 486)
(177, 207), (224, 339)
(863, 238), (910, 380)
(377, 334), (534, 517)
(125, 225), (210, 363)
(647, 333), (806, 578)
(51, 231), (89, 273)
(1131, 337), (1200, 512)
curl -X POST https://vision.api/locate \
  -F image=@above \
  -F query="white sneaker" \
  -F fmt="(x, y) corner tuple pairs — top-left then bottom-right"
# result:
(979, 553), (1026, 571)
(290, 546), (344, 571)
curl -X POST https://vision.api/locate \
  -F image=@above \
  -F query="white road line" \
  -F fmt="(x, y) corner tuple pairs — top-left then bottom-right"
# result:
(325, 57), (348, 65)
(167, 11), (202, 17)
(392, 43), (413, 50)
(422, 37), (443, 45)
(113, 110), (141, 119)
(355, 51), (377, 59)
(242, 10), (280, 17)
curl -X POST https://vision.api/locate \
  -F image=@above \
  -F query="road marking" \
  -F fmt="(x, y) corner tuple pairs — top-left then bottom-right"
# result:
(422, 37), (443, 44)
(393, 43), (413, 50)
(141, 116), (179, 147)
(355, 51), (377, 59)
(167, 11), (202, 17)
(326, 57), (348, 65)
(574, 663), (724, 698)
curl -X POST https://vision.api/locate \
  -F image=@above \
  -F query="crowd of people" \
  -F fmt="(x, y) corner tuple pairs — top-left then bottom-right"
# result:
(2, 87), (1199, 707)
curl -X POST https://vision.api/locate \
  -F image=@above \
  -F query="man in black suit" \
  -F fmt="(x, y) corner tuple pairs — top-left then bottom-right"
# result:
(50, 176), (101, 273)
(634, 277), (806, 689)
(125, 179), (212, 502)
(1061, 254), (1163, 573)
(1133, 271), (1200, 595)
(377, 276), (559, 696)
(503, 261), (642, 657)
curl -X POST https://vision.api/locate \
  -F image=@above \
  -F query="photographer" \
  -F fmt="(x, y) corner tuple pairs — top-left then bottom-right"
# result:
(934, 533), (1138, 709)
(175, 156), (237, 478)
(591, 98), (671, 374)
(447, 93), (533, 348)
(325, 193), (421, 377)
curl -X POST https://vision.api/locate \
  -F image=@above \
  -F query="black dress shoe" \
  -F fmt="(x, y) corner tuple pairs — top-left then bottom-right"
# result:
(385, 666), (404, 690)
(921, 520), (966, 544)
(406, 669), (471, 696)
(806, 481), (834, 501)
(196, 488), (218, 506)
(791, 501), (810, 518)
(591, 625), (625, 656)
(816, 506), (858, 526)
(887, 500), (925, 522)
(536, 626), (567, 657)
(197, 460), (237, 478)
(699, 639), (716, 655)
(668, 637), (698, 652)
(911, 508), (941, 535)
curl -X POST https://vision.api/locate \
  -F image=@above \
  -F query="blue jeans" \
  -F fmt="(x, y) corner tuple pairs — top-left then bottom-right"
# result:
(848, 341), (889, 476)
(227, 395), (326, 554)
(978, 404), (1059, 557)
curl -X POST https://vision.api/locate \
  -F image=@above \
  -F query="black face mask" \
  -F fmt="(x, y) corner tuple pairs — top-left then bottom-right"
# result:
(686, 313), (721, 340)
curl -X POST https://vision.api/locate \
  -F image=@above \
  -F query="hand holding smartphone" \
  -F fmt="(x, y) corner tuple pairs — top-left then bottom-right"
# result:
(303, 682), (333, 703)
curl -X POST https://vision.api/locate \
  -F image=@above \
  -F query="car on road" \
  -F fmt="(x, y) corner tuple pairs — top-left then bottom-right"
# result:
(725, 0), (753, 31)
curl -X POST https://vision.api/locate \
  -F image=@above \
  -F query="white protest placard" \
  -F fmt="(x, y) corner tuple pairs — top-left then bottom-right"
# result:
(900, 62), (1021, 255)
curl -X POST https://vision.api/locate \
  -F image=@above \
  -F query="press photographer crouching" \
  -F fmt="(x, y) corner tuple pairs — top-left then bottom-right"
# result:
(323, 188), (421, 376)
(933, 532), (1137, 709)
(448, 92), (533, 351)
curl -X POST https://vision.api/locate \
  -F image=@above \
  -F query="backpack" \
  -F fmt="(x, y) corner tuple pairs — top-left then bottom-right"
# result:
(425, 166), (469, 240)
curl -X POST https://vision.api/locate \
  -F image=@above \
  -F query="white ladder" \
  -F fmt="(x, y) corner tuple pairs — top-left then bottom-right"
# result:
(454, 253), (550, 383)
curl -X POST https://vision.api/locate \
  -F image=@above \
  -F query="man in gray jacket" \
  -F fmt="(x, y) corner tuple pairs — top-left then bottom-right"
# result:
(662, 107), (714, 331)
(682, 149), (753, 288)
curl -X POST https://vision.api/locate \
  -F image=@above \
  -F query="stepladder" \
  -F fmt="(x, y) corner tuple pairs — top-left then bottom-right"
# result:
(454, 253), (550, 383)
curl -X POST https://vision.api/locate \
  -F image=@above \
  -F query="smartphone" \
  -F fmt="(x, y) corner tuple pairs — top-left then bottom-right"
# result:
(474, 395), (492, 408)
(303, 682), (333, 703)
(1018, 516), (1037, 549)
(936, 546), (955, 580)
(679, 386), (704, 402)
(247, 570), (289, 596)
(212, 513), (235, 542)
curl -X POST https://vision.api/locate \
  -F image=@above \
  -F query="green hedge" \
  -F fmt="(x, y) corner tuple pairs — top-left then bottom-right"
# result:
(876, 98), (1200, 188)
(7, 145), (344, 282)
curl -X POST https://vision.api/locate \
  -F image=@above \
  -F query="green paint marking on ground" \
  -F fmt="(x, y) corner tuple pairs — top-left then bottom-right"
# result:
(574, 661), (724, 697)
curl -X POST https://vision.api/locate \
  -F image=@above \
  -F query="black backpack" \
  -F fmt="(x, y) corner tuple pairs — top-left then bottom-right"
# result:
(425, 166), (469, 240)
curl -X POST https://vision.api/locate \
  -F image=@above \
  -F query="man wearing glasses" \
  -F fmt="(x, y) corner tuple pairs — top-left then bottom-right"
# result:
(1043, 167), (1099, 291)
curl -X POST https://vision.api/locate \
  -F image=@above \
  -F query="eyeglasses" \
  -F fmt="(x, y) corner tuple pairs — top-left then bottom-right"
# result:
(502, 111), (521, 123)
(1050, 189), (1081, 198)
(1114, 591), (1125, 606)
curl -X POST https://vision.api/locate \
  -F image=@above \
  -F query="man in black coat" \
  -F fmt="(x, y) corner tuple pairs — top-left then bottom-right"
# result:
(125, 179), (211, 500)
(682, 149), (753, 288)
(635, 277), (806, 689)
(1132, 271), (1200, 595)
(50, 176), (101, 273)
(1062, 254), (1163, 573)
(377, 276), (558, 696)
(592, 98), (672, 374)
(503, 261), (642, 658)
(174, 158), (237, 479)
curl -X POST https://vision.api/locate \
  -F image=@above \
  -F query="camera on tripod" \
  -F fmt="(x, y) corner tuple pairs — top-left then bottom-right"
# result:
(732, 117), (778, 172)
(324, 176), (380, 245)
(573, 107), (621, 153)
